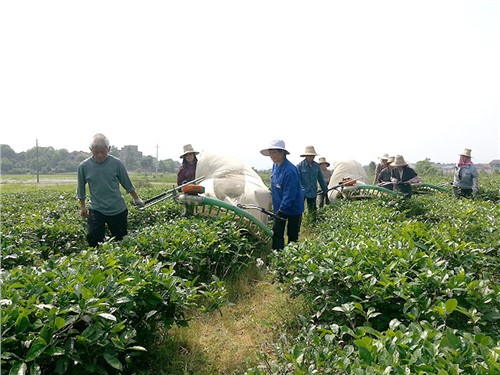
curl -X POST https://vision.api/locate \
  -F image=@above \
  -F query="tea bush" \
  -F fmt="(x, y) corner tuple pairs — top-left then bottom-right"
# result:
(246, 181), (499, 374)
(2, 244), (203, 374)
(1, 189), (264, 374)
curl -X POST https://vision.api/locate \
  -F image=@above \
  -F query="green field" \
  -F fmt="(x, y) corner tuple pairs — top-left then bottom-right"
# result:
(0, 173), (178, 193)
(1, 173), (498, 374)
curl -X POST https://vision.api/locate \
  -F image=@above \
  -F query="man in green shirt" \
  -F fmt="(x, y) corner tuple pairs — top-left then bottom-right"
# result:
(77, 133), (144, 247)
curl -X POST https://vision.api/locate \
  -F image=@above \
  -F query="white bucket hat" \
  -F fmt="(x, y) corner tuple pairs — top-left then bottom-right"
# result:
(260, 139), (290, 156)
(390, 155), (408, 167)
(459, 148), (472, 158)
(300, 145), (318, 157)
(180, 144), (199, 158)
(379, 153), (389, 160)
(318, 156), (330, 167)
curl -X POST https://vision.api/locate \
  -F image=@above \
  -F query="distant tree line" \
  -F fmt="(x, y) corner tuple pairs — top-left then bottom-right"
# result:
(0, 144), (180, 174)
(1, 143), (445, 177)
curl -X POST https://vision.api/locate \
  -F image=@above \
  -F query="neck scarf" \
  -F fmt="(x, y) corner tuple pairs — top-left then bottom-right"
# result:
(457, 155), (472, 167)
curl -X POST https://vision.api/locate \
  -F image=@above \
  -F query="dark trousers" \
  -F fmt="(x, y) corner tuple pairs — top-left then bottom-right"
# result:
(453, 187), (472, 198)
(272, 213), (302, 250)
(87, 209), (128, 247)
(318, 192), (330, 208)
(305, 197), (318, 221)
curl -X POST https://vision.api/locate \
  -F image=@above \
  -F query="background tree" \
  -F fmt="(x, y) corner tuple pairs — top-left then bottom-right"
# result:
(0, 145), (17, 173)
(415, 158), (441, 176)
(140, 156), (155, 172)
(367, 161), (376, 175)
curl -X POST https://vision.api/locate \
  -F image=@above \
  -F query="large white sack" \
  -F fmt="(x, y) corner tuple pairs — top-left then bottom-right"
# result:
(328, 160), (369, 200)
(195, 150), (272, 224)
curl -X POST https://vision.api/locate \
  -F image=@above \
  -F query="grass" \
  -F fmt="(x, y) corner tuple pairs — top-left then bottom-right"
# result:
(0, 172), (178, 193)
(137, 266), (308, 375)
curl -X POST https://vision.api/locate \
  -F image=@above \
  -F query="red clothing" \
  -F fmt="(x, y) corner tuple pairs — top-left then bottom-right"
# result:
(177, 160), (197, 185)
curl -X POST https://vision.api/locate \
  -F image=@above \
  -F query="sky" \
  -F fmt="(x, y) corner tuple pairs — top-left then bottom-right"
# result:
(1, 0), (499, 170)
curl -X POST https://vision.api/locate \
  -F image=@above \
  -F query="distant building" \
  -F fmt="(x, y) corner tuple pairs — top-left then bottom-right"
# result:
(476, 163), (492, 173)
(490, 160), (500, 169)
(430, 160), (500, 174)
(119, 145), (142, 157)
(118, 145), (144, 170)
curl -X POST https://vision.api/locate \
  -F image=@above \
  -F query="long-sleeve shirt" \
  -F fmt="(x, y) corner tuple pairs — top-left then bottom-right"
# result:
(453, 164), (479, 190)
(177, 161), (197, 185)
(296, 159), (329, 199)
(374, 163), (386, 184)
(390, 166), (418, 197)
(378, 167), (393, 189)
(77, 155), (135, 215)
(271, 159), (304, 216)
(321, 168), (333, 186)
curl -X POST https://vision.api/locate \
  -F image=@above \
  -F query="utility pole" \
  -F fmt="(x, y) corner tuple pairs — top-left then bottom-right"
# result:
(155, 144), (159, 174)
(36, 138), (39, 183)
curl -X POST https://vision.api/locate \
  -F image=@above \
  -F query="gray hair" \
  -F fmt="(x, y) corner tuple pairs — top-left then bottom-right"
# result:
(90, 133), (110, 149)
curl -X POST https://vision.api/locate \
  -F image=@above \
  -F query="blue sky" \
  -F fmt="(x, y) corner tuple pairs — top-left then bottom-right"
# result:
(1, 0), (498, 169)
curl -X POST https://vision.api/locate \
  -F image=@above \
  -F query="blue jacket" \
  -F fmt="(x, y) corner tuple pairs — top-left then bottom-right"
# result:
(296, 159), (329, 199)
(271, 159), (304, 216)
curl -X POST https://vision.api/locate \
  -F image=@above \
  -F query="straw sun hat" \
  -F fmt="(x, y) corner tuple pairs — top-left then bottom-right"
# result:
(300, 145), (318, 157)
(180, 144), (199, 158)
(459, 148), (472, 158)
(318, 157), (330, 167)
(260, 139), (290, 156)
(390, 155), (408, 167)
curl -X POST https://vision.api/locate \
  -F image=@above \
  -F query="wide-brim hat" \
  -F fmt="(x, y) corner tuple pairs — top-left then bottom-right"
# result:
(387, 156), (395, 164)
(459, 148), (472, 158)
(300, 145), (318, 157)
(379, 153), (389, 160)
(180, 144), (199, 158)
(390, 155), (408, 167)
(318, 156), (330, 167)
(260, 139), (290, 156)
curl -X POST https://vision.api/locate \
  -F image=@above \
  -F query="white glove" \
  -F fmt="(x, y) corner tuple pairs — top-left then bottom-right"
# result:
(134, 198), (145, 208)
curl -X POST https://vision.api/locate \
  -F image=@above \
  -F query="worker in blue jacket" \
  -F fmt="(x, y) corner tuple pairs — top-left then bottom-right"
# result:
(296, 145), (329, 222)
(261, 139), (304, 250)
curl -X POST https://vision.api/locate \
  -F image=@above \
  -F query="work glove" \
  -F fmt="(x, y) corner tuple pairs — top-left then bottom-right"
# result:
(134, 198), (145, 208)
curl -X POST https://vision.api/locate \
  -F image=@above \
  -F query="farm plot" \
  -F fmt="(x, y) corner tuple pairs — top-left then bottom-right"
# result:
(246, 185), (499, 374)
(1, 174), (499, 374)
(1, 188), (267, 374)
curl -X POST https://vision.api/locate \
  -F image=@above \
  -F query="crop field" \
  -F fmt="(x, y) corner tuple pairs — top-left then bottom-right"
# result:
(1, 173), (499, 374)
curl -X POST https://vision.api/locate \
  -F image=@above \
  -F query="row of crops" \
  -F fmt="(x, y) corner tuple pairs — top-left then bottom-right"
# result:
(1, 174), (499, 374)
(1, 188), (266, 374)
(245, 177), (499, 374)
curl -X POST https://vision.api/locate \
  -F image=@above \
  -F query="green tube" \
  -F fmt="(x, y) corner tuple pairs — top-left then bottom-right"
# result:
(417, 183), (450, 193)
(355, 183), (449, 196)
(354, 185), (400, 196)
(178, 194), (273, 241)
